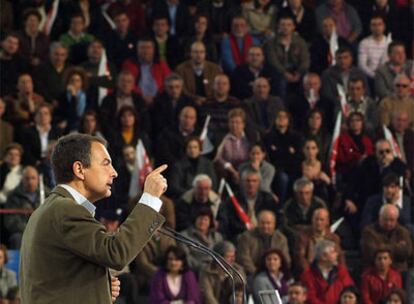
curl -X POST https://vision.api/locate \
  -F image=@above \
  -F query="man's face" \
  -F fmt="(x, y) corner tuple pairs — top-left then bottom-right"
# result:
(50, 47), (68, 66)
(70, 16), (85, 34)
(18, 74), (34, 94)
(394, 77), (411, 99)
(243, 173), (260, 197)
(375, 142), (393, 166)
(375, 252), (392, 272)
(166, 80), (183, 99)
(232, 18), (248, 37)
(190, 43), (206, 65)
(348, 81), (365, 101)
(312, 210), (329, 233)
(114, 14), (130, 33)
(278, 19), (295, 36)
(88, 42), (103, 62)
(153, 19), (169, 37)
(122, 146), (135, 164)
(195, 180), (211, 202)
(379, 210), (398, 231)
(2, 36), (19, 55)
(35, 106), (52, 126)
(304, 75), (321, 94)
(179, 108), (197, 131)
(288, 286), (307, 304)
(137, 41), (155, 63)
(5, 148), (21, 167)
(322, 18), (335, 38)
(295, 184), (313, 206)
(276, 111), (289, 130)
(336, 51), (353, 71)
(370, 17), (385, 36)
(213, 76), (230, 96)
(117, 74), (135, 95)
(390, 46), (406, 66)
(186, 140), (201, 158)
(392, 113), (409, 133)
(223, 249), (236, 265)
(195, 16), (208, 34)
(253, 79), (270, 99)
(258, 212), (276, 235)
(383, 183), (399, 203)
(23, 168), (39, 193)
(26, 15), (40, 33)
(82, 142), (118, 202)
(247, 48), (264, 68)
(322, 246), (338, 266)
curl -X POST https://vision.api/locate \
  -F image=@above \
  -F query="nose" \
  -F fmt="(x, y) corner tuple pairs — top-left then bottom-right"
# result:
(112, 166), (118, 178)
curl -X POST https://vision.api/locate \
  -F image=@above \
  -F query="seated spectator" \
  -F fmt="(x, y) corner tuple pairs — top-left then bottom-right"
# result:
(169, 137), (216, 199)
(17, 8), (49, 68)
(231, 46), (279, 100)
(243, 77), (284, 137)
(33, 42), (71, 104)
(361, 248), (402, 304)
(264, 110), (303, 194)
(36, 140), (57, 190)
(0, 143), (24, 204)
(0, 98), (13, 157)
(361, 204), (413, 273)
(294, 208), (345, 276)
(175, 174), (220, 231)
(279, 0), (316, 43)
(361, 173), (412, 232)
(55, 67), (91, 132)
(59, 13), (94, 65)
(236, 210), (290, 276)
(286, 282), (308, 304)
(199, 74), (241, 147)
(0, 244), (17, 300)
(378, 74), (414, 128)
(19, 104), (62, 166)
(217, 169), (277, 241)
(4, 73), (45, 128)
(263, 14), (309, 98)
(151, 15), (183, 69)
(407, 268), (414, 304)
(214, 108), (251, 182)
(122, 37), (171, 106)
(151, 73), (195, 137)
(180, 208), (223, 273)
(315, 0), (362, 44)
(220, 15), (259, 74)
(358, 14), (390, 81)
(5, 166), (49, 249)
(155, 106), (199, 168)
(241, 0), (278, 41)
(303, 109), (332, 163)
(199, 241), (245, 304)
(336, 112), (374, 180)
(283, 178), (327, 230)
(182, 14), (218, 63)
(301, 240), (354, 304)
(107, 105), (151, 163)
(149, 245), (201, 304)
(81, 40), (117, 105)
(0, 32), (28, 97)
(78, 110), (105, 140)
(289, 73), (334, 131)
(135, 232), (176, 290)
(375, 41), (414, 99)
(382, 288), (407, 304)
(151, 0), (191, 39)
(239, 144), (276, 194)
(320, 47), (369, 104)
(301, 139), (331, 203)
(310, 16), (350, 75)
(100, 70), (149, 133)
(103, 9), (138, 70)
(338, 286), (362, 304)
(252, 248), (291, 302)
(175, 41), (222, 105)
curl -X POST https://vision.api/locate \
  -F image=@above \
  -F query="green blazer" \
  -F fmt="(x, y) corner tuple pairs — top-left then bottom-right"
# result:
(20, 186), (165, 304)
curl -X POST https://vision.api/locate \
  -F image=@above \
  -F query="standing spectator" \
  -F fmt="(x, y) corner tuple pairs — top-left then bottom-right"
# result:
(59, 13), (94, 65)
(17, 8), (49, 68)
(0, 244), (17, 301)
(263, 15), (310, 98)
(33, 42), (70, 104)
(122, 37), (171, 106)
(242, 0), (278, 41)
(375, 41), (414, 99)
(0, 144), (24, 204)
(151, 0), (191, 39)
(315, 0), (362, 44)
(236, 210), (291, 276)
(149, 246), (202, 304)
(175, 41), (222, 104)
(231, 46), (280, 100)
(361, 204), (413, 273)
(301, 240), (354, 304)
(0, 98), (13, 157)
(361, 249), (403, 304)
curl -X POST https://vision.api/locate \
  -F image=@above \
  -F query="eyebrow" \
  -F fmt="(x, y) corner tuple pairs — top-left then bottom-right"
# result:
(102, 157), (112, 165)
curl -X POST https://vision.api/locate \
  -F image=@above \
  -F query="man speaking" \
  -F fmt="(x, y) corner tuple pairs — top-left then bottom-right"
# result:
(19, 134), (168, 303)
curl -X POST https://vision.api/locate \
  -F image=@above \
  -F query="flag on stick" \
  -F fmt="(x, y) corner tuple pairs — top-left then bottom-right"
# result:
(329, 112), (342, 186)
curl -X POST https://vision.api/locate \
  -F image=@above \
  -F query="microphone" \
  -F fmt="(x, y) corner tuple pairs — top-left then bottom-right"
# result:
(158, 226), (247, 304)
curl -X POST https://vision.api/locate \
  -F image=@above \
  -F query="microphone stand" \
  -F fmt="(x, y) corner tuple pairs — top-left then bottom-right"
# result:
(159, 226), (247, 304)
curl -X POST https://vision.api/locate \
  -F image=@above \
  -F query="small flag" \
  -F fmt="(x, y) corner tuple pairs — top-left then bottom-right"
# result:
(337, 84), (349, 117)
(200, 115), (214, 155)
(329, 30), (339, 66)
(39, 174), (45, 205)
(42, 0), (60, 35)
(224, 182), (253, 230)
(383, 125), (402, 159)
(97, 49), (110, 106)
(128, 140), (153, 198)
(329, 112), (342, 186)
(330, 217), (344, 233)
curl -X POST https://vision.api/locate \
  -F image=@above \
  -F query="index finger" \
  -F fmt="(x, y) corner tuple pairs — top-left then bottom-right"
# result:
(149, 164), (168, 175)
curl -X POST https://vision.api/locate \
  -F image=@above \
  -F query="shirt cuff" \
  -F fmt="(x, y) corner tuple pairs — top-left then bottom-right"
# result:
(139, 193), (162, 212)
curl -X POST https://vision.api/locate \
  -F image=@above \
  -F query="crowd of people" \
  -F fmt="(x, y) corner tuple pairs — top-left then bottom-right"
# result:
(0, 0), (413, 303)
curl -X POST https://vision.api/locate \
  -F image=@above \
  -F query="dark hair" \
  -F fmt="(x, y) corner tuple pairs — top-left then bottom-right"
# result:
(193, 207), (215, 229)
(112, 8), (128, 19)
(79, 110), (102, 134)
(372, 247), (393, 264)
(346, 111), (365, 130)
(254, 0), (272, 13)
(4, 142), (24, 158)
(0, 244), (9, 264)
(349, 77), (366, 88)
(278, 13), (296, 24)
(339, 285), (361, 304)
(63, 66), (89, 91)
(23, 8), (42, 23)
(35, 103), (53, 116)
(388, 41), (405, 55)
(382, 288), (406, 304)
(370, 12), (386, 23)
(117, 105), (139, 131)
(51, 134), (106, 184)
(335, 46), (353, 56)
(152, 14), (170, 25)
(257, 248), (291, 279)
(185, 136), (202, 151)
(161, 246), (189, 274)
(382, 173), (401, 187)
(70, 12), (86, 23)
(289, 281), (307, 293)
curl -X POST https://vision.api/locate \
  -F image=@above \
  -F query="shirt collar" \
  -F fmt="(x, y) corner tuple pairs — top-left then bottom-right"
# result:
(59, 184), (96, 216)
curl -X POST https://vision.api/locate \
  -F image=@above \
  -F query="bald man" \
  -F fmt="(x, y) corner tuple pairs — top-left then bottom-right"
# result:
(361, 204), (413, 272)
(236, 210), (290, 276)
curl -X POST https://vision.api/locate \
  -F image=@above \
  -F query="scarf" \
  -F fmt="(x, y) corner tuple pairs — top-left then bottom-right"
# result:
(229, 34), (253, 66)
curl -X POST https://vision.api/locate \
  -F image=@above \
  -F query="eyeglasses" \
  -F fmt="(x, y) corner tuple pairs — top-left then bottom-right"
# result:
(378, 149), (391, 155)
(395, 83), (409, 88)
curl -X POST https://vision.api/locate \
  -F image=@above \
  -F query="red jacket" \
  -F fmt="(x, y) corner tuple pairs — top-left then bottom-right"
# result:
(360, 267), (402, 304)
(122, 58), (171, 96)
(301, 264), (354, 304)
(336, 132), (374, 174)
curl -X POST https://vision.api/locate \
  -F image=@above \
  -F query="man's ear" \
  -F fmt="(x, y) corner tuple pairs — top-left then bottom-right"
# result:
(72, 161), (85, 181)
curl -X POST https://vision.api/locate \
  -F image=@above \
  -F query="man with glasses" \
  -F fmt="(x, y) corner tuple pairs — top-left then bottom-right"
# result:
(379, 74), (414, 128)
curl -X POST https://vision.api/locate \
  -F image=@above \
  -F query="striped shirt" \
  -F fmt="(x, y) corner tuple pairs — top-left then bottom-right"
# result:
(358, 35), (389, 78)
